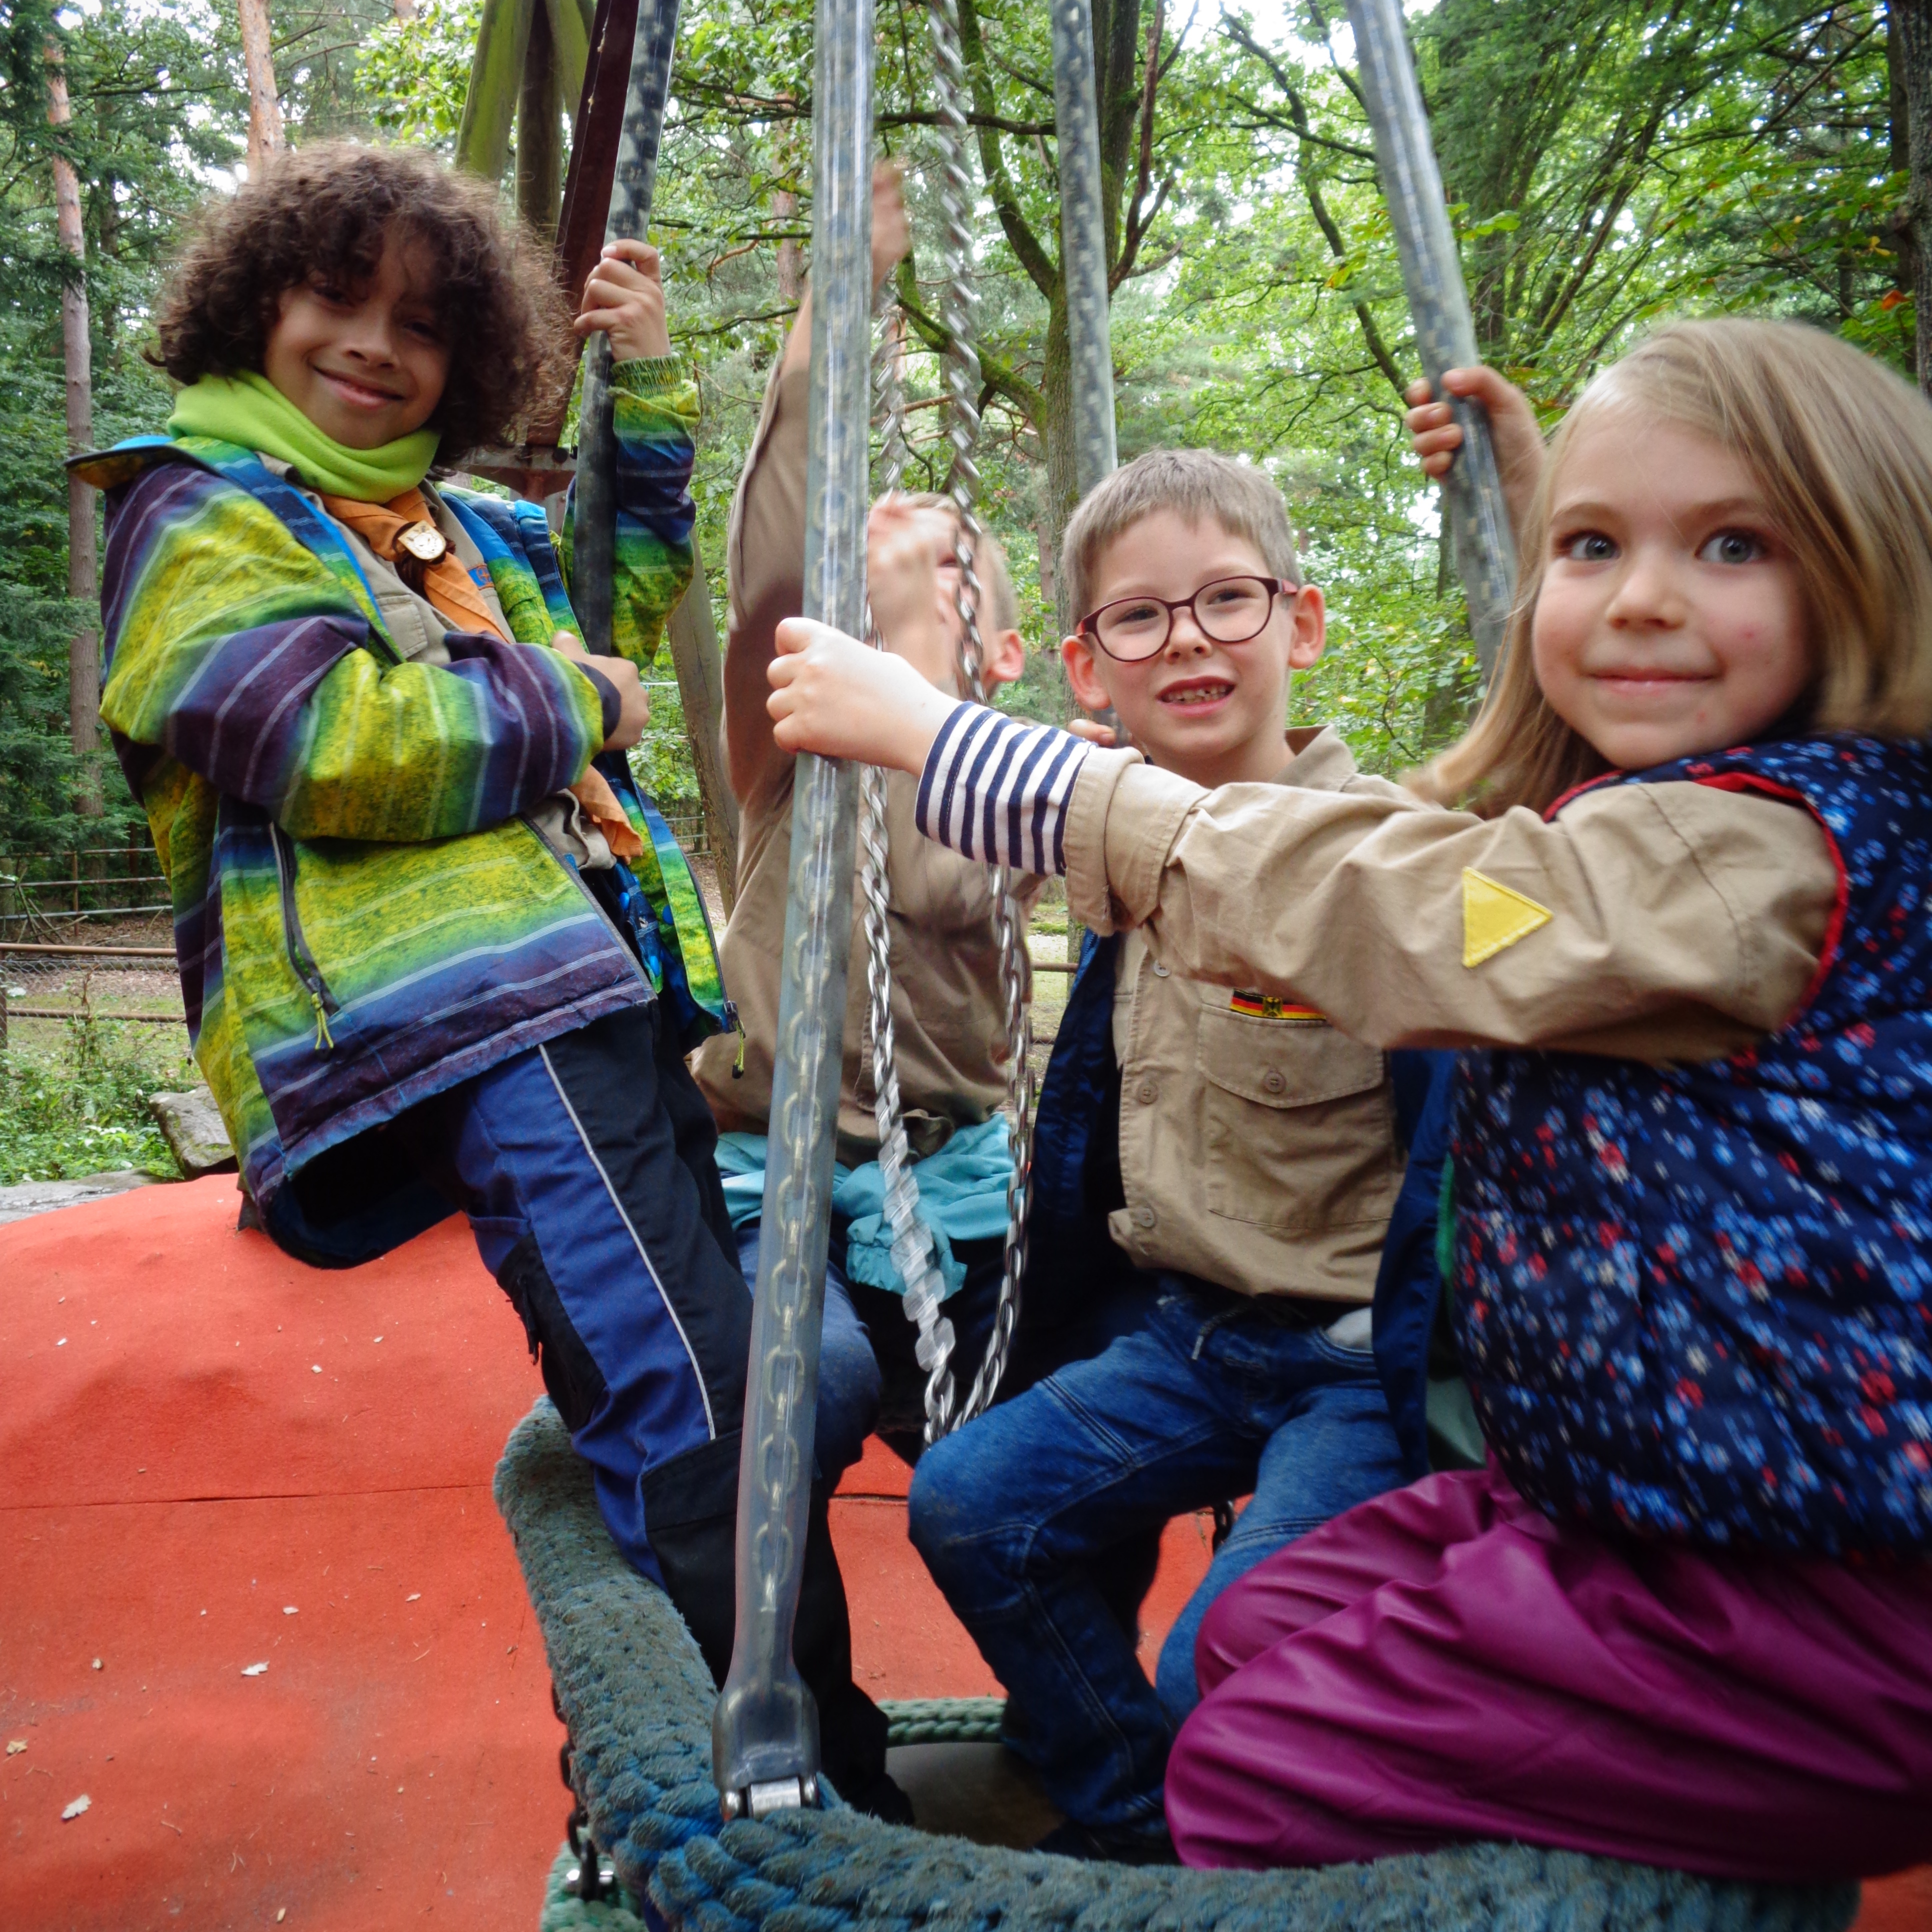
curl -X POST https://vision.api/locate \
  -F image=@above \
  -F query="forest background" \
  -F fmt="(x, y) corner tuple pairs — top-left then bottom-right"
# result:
(0, 0), (1920, 860)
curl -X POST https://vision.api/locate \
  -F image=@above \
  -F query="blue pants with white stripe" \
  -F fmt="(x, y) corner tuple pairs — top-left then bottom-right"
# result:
(399, 1000), (898, 1810)
(406, 999), (746, 1582)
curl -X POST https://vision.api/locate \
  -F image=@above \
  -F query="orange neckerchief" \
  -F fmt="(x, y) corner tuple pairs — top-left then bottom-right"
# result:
(318, 486), (644, 860)
(318, 486), (510, 642)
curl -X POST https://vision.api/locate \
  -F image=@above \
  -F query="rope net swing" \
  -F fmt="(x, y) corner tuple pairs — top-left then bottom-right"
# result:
(496, 0), (1848, 1924)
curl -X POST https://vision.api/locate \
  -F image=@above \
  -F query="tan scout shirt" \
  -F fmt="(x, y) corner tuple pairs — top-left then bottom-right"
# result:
(691, 356), (1030, 1164)
(1108, 726), (1410, 1306)
(1062, 750), (1840, 1062)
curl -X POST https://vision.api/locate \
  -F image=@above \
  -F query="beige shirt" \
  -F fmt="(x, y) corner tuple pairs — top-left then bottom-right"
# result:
(1107, 727), (1412, 1306)
(692, 355), (1030, 1163)
(1064, 750), (1839, 1062)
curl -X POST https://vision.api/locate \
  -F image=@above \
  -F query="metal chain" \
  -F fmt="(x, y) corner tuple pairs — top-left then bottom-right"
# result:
(858, 298), (960, 1438)
(924, 0), (1035, 1430)
(852, 0), (1034, 1443)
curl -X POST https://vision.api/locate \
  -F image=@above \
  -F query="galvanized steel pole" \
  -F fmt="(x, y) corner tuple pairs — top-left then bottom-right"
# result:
(712, 0), (874, 1818)
(1048, 0), (1116, 498)
(573, 0), (680, 654)
(1344, 0), (1516, 675)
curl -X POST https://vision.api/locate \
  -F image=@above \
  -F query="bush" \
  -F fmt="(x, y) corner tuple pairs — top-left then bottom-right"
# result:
(0, 1016), (190, 1184)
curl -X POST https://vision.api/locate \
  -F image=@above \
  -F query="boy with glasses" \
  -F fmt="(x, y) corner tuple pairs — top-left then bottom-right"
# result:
(896, 450), (1416, 1860)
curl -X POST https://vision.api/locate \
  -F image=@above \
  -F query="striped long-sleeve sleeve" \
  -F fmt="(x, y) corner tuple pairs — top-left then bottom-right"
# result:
(914, 702), (1092, 877)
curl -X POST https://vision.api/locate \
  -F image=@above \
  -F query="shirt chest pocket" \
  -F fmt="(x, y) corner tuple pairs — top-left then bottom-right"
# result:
(1196, 1005), (1401, 1234)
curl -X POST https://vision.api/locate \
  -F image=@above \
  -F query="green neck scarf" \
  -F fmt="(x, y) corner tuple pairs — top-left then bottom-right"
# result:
(168, 371), (440, 502)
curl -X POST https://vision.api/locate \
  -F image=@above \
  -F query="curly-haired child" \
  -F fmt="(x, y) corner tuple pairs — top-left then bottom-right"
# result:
(761, 315), (1932, 1879)
(72, 142), (903, 1818)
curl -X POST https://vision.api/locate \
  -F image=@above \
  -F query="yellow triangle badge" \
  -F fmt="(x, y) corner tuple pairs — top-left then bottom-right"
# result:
(1462, 868), (1552, 968)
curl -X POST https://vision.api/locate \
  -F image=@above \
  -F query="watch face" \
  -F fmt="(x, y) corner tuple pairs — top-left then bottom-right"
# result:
(398, 520), (450, 564)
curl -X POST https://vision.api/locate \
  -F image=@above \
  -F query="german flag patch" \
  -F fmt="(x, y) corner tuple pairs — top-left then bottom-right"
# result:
(1230, 990), (1327, 1024)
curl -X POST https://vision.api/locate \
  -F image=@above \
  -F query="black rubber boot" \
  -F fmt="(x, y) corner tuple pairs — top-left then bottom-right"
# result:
(638, 1432), (745, 1682)
(794, 1486), (912, 1822)
(639, 1434), (910, 1824)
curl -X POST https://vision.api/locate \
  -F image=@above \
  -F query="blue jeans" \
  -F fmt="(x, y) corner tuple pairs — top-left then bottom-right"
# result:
(735, 1220), (1006, 1482)
(907, 1282), (1405, 1832)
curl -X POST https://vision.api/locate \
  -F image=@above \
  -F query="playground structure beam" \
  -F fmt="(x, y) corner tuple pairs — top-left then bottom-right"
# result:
(1344, 0), (1516, 675)
(1048, 0), (1118, 502)
(536, 0), (644, 449)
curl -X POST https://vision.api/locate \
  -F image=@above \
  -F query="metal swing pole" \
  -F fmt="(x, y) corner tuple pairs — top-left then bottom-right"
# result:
(1048, 0), (1117, 500)
(1344, 0), (1516, 676)
(572, 0), (682, 654)
(712, 0), (874, 1818)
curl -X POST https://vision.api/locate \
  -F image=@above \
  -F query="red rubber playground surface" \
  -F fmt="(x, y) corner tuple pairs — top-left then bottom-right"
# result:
(2, 1178), (1926, 1932)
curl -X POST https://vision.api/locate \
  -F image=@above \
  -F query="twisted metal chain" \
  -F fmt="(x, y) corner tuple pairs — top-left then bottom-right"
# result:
(855, 0), (1035, 1443)
(858, 298), (960, 1438)
(924, 0), (1034, 1430)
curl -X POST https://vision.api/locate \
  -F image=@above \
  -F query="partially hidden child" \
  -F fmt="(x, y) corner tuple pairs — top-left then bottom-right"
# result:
(762, 316), (1932, 1880)
(75, 143), (902, 1817)
(688, 164), (1042, 1479)
(898, 449), (1420, 1862)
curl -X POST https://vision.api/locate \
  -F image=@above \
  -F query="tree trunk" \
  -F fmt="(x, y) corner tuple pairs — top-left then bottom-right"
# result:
(772, 186), (803, 302)
(516, 0), (564, 242)
(1893, 2), (1924, 388)
(1032, 290), (1082, 637)
(237, 0), (284, 170)
(663, 538), (740, 914)
(48, 38), (100, 817)
(1092, 0), (1146, 264)
(456, 0), (539, 184)
(1892, 0), (1932, 395)
(1032, 519), (1056, 612)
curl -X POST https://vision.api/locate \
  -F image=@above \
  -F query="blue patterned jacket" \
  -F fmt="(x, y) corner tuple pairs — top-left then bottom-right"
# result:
(1452, 736), (1932, 1557)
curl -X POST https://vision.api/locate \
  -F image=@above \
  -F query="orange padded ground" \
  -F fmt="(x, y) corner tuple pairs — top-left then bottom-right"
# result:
(1, 1178), (563, 1930)
(2, 1178), (1920, 1930)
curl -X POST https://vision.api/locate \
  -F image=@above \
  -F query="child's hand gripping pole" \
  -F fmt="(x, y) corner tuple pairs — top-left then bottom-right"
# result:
(767, 616), (956, 774)
(551, 629), (650, 750)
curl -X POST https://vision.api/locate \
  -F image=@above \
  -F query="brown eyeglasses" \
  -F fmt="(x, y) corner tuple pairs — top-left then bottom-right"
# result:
(1078, 576), (1290, 662)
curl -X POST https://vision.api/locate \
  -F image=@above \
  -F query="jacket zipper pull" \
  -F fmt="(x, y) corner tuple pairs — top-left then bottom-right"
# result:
(732, 1012), (747, 1079)
(310, 990), (335, 1052)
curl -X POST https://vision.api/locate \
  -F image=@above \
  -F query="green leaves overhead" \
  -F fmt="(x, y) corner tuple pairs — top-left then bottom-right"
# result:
(0, 0), (1916, 854)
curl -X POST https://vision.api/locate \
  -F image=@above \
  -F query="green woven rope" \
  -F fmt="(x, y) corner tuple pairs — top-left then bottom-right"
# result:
(878, 1696), (1006, 1746)
(539, 1843), (649, 1930)
(496, 1399), (1863, 1932)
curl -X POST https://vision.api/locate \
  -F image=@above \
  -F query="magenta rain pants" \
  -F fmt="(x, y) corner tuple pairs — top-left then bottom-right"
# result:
(1164, 1462), (1932, 1880)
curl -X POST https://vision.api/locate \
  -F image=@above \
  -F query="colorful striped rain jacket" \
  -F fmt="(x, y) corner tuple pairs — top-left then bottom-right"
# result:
(72, 360), (726, 1263)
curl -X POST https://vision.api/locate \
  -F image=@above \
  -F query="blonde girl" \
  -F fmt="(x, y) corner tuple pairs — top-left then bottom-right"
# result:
(760, 318), (1932, 1879)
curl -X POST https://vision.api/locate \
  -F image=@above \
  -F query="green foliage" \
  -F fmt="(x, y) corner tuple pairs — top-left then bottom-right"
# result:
(0, 0), (244, 848)
(0, 1018), (193, 1184)
(360, 0), (485, 148)
(582, 0), (1916, 772)
(628, 683), (700, 801)
(0, 0), (1921, 848)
